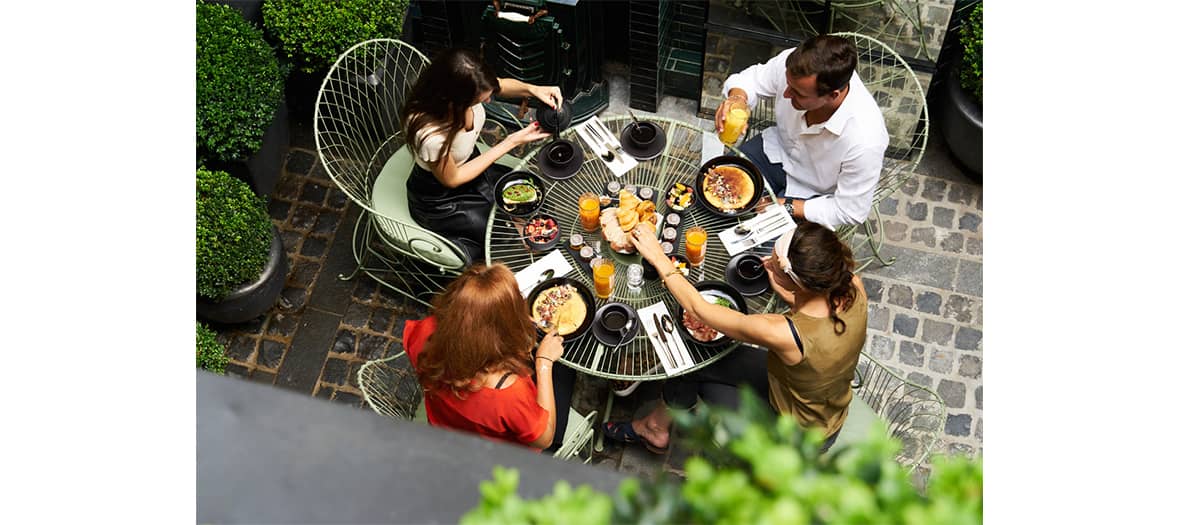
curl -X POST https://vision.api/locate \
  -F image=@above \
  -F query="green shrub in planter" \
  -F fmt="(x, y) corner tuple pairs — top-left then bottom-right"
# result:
(197, 1), (285, 165)
(959, 3), (983, 106)
(197, 167), (273, 300)
(463, 388), (982, 525)
(197, 321), (229, 374)
(262, 0), (411, 74)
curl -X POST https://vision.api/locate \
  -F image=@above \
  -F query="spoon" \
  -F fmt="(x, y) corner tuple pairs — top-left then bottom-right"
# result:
(610, 318), (635, 353)
(628, 109), (641, 125)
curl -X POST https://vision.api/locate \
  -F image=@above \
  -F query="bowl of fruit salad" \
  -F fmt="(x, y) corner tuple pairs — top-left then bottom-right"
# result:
(523, 214), (561, 252)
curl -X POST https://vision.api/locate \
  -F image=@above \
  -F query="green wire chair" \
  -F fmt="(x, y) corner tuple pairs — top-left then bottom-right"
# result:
(836, 351), (946, 474)
(357, 352), (599, 463)
(314, 39), (522, 308)
(742, 32), (928, 272)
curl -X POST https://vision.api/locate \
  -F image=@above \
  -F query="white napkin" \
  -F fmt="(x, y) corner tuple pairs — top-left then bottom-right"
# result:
(575, 116), (637, 177)
(515, 250), (574, 296)
(638, 302), (693, 375)
(718, 204), (796, 256)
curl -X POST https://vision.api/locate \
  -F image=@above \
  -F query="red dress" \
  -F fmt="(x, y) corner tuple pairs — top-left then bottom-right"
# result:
(403, 316), (549, 447)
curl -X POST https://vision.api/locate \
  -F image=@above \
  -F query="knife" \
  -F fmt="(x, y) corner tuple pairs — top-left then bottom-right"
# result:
(592, 118), (625, 158)
(652, 312), (677, 369)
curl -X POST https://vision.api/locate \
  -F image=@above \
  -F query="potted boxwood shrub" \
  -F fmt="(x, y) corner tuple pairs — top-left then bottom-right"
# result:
(197, 167), (288, 324)
(261, 0), (411, 116)
(936, 2), (983, 180)
(197, 1), (289, 197)
(197, 321), (229, 374)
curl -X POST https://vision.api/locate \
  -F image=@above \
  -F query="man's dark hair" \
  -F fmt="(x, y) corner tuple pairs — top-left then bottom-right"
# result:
(785, 34), (857, 95)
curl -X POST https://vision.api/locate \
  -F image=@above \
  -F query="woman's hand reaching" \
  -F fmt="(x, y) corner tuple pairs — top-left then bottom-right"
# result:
(536, 330), (565, 364)
(528, 85), (563, 110)
(631, 226), (668, 269)
(508, 121), (552, 146)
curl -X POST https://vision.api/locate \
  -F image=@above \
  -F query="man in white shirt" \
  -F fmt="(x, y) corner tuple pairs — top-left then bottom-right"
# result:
(717, 34), (889, 230)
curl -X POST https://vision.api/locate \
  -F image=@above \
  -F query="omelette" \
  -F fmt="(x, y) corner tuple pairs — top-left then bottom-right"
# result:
(702, 166), (755, 211)
(531, 284), (587, 335)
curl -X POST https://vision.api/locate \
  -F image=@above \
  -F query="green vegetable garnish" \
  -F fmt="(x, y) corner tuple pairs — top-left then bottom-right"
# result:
(502, 183), (538, 204)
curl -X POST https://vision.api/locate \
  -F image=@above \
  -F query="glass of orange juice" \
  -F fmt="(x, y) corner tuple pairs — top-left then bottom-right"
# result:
(591, 257), (615, 298)
(684, 226), (707, 267)
(719, 103), (749, 146)
(579, 192), (601, 231)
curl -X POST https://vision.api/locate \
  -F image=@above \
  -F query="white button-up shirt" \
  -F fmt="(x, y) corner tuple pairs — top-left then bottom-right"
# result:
(723, 48), (889, 229)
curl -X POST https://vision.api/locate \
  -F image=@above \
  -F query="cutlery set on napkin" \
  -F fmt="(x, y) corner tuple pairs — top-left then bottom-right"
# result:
(514, 250), (574, 296)
(638, 302), (693, 375)
(718, 203), (796, 256)
(575, 116), (637, 177)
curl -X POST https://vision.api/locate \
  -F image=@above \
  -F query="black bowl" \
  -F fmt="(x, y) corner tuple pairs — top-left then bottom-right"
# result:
(725, 253), (771, 297)
(523, 214), (561, 252)
(537, 138), (584, 180)
(672, 280), (749, 348)
(592, 302), (641, 347)
(642, 253), (689, 281)
(495, 170), (546, 217)
(536, 101), (573, 133)
(527, 277), (596, 341)
(695, 155), (765, 217)
(627, 121), (659, 147)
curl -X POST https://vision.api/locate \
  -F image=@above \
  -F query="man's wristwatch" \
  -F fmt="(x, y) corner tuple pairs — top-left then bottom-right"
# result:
(783, 199), (795, 217)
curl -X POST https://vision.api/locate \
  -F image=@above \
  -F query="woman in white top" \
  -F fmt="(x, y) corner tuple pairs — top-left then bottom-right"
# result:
(403, 48), (559, 264)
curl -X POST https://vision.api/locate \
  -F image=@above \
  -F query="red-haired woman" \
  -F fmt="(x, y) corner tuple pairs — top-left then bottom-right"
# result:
(403, 263), (574, 452)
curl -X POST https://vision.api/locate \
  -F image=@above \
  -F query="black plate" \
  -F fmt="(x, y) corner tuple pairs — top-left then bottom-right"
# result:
(591, 302), (641, 347)
(672, 280), (748, 348)
(695, 155), (765, 217)
(537, 138), (584, 180)
(527, 277), (596, 341)
(495, 170), (546, 217)
(620, 121), (667, 161)
(725, 253), (770, 296)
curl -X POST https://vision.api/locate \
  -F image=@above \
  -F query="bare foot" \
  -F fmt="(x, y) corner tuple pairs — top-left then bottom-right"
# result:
(630, 406), (672, 450)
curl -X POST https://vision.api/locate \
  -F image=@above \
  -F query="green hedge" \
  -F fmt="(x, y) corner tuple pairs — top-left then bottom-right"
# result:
(959, 3), (983, 106)
(196, 1), (284, 165)
(197, 167), (273, 300)
(262, 0), (411, 74)
(463, 388), (982, 525)
(197, 321), (229, 374)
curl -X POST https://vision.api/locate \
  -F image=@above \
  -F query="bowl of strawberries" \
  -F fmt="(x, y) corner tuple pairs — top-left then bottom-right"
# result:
(523, 214), (561, 252)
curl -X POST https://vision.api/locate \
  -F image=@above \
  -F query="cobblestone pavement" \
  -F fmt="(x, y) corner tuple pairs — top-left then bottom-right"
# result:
(205, 69), (981, 484)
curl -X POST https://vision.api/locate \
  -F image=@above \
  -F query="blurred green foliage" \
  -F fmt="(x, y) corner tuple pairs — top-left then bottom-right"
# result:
(463, 387), (982, 524)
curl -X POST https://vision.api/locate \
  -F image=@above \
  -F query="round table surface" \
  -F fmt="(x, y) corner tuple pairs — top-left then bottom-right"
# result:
(486, 115), (783, 381)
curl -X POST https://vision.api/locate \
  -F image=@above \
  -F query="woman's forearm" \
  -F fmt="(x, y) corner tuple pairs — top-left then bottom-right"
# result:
(497, 78), (533, 99)
(435, 136), (520, 188)
(531, 360), (558, 448)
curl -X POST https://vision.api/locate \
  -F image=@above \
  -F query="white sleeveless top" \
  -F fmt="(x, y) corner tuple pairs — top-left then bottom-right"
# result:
(412, 104), (484, 171)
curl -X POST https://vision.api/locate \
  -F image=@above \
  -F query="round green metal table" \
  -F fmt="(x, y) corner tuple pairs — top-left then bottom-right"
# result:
(486, 115), (783, 381)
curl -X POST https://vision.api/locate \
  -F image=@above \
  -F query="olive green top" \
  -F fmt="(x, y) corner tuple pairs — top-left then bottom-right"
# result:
(767, 290), (868, 437)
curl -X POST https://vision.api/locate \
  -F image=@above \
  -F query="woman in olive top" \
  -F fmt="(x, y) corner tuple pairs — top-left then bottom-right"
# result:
(604, 218), (867, 453)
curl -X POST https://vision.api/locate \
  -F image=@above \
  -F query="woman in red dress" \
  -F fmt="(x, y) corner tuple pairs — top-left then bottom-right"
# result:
(403, 263), (573, 452)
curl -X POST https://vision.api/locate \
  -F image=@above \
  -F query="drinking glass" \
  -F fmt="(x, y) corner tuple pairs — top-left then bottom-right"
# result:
(684, 226), (707, 267)
(579, 192), (601, 231)
(719, 103), (749, 146)
(592, 257), (615, 299)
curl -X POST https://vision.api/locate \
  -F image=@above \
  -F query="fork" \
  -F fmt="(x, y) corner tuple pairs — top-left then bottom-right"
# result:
(585, 124), (616, 163)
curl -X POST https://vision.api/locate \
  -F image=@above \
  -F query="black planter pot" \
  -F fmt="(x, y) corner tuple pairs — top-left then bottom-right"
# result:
(197, 225), (288, 324)
(205, 99), (290, 197)
(936, 57), (983, 180)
